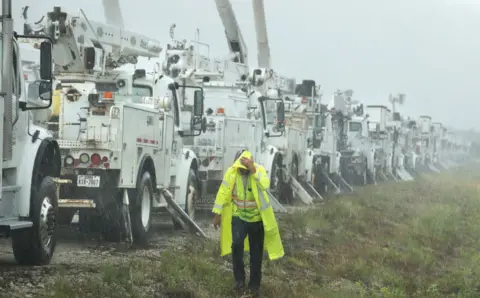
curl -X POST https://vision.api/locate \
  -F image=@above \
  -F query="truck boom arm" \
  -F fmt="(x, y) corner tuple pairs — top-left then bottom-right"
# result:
(214, 0), (248, 65)
(102, 0), (125, 28)
(23, 6), (162, 73)
(251, 0), (271, 68)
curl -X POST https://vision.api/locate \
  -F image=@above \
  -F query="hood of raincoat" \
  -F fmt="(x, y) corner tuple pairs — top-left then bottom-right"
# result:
(232, 150), (253, 170)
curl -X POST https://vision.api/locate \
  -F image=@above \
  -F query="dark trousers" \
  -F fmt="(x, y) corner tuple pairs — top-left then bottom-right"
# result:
(231, 216), (265, 290)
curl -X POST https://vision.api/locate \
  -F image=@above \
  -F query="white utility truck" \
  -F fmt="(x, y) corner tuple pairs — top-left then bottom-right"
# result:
(162, 1), (281, 211)
(309, 88), (355, 194)
(417, 115), (440, 172)
(0, 0), (62, 265)
(23, 6), (207, 244)
(249, 0), (319, 205)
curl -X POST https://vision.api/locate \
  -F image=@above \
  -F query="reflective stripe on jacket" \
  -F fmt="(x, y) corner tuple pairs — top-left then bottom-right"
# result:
(232, 175), (262, 222)
(212, 150), (285, 261)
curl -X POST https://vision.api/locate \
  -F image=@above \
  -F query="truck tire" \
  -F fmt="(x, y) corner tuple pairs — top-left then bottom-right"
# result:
(173, 169), (198, 230)
(130, 171), (153, 245)
(12, 176), (58, 266)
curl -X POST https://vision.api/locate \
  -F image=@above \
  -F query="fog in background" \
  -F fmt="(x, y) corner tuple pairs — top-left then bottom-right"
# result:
(12, 0), (480, 130)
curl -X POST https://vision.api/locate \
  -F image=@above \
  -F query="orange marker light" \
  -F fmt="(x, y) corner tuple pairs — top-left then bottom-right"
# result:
(216, 108), (225, 114)
(103, 91), (113, 99)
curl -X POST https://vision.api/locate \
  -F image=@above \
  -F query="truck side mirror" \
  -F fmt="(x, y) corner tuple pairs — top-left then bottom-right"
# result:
(276, 101), (285, 130)
(193, 90), (204, 117)
(39, 41), (52, 80)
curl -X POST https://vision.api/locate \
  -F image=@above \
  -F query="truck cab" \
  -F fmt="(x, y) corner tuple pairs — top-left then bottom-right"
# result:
(1, 6), (61, 265)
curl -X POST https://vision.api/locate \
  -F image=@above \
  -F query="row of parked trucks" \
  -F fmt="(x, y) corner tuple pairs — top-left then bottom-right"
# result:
(0, 0), (473, 265)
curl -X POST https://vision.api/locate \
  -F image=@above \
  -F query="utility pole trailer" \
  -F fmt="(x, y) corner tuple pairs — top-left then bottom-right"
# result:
(0, 0), (62, 265)
(23, 6), (207, 243)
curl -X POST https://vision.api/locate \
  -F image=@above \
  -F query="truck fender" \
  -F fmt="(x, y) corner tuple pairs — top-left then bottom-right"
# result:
(175, 148), (199, 208)
(17, 131), (61, 217)
(260, 145), (279, 178)
(135, 153), (157, 185)
(130, 153), (156, 203)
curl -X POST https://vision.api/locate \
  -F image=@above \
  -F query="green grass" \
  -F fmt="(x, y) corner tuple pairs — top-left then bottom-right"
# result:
(41, 167), (480, 298)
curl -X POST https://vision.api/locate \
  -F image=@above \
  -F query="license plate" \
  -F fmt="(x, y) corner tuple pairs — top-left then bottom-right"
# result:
(77, 175), (101, 188)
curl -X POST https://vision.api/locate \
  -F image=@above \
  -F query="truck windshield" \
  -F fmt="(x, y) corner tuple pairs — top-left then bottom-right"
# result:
(95, 83), (152, 103)
(264, 100), (278, 125)
(349, 121), (362, 132)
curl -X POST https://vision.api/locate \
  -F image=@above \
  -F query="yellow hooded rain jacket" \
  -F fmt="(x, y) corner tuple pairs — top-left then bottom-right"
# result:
(212, 150), (285, 261)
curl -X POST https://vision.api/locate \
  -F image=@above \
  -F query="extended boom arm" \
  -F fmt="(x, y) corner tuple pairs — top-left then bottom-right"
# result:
(22, 6), (162, 73)
(251, 0), (271, 68)
(214, 0), (248, 65)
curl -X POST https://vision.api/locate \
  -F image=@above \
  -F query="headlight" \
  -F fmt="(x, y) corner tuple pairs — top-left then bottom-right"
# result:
(79, 153), (90, 163)
(64, 155), (74, 166)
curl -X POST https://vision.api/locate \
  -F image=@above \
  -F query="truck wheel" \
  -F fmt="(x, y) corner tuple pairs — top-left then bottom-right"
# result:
(173, 169), (198, 230)
(12, 176), (58, 266)
(130, 171), (153, 245)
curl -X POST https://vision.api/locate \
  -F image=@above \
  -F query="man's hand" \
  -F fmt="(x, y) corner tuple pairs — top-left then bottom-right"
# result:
(240, 157), (256, 174)
(213, 214), (221, 230)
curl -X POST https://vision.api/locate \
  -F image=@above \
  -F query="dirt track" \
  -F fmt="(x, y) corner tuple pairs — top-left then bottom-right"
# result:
(0, 212), (215, 297)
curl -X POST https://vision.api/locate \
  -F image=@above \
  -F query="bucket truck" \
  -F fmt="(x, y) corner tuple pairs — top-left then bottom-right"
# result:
(249, 0), (319, 205)
(314, 89), (356, 192)
(435, 124), (450, 170)
(160, 1), (286, 213)
(342, 102), (371, 187)
(431, 122), (445, 170)
(389, 113), (415, 181)
(23, 5), (207, 244)
(416, 115), (440, 172)
(308, 88), (358, 195)
(364, 105), (393, 182)
(0, 0), (62, 265)
(386, 93), (414, 181)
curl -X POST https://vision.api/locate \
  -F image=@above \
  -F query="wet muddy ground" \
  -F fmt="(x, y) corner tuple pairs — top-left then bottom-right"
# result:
(0, 212), (215, 297)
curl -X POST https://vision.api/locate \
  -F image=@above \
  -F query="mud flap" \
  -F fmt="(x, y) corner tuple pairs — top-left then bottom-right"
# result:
(320, 172), (342, 194)
(290, 177), (314, 205)
(266, 190), (288, 213)
(162, 189), (206, 238)
(122, 189), (133, 243)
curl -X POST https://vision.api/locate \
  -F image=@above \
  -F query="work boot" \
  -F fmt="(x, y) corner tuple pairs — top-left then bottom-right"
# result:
(233, 282), (245, 296)
(248, 287), (260, 298)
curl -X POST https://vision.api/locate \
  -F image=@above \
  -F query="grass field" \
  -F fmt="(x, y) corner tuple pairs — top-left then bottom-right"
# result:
(43, 167), (480, 298)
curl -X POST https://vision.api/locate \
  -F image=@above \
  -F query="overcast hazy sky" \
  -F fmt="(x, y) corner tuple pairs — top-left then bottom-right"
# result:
(13, 0), (480, 130)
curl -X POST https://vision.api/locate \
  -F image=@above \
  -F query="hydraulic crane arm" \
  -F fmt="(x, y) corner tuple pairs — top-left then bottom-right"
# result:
(214, 0), (248, 64)
(251, 0), (271, 68)
(102, 0), (125, 28)
(22, 6), (162, 73)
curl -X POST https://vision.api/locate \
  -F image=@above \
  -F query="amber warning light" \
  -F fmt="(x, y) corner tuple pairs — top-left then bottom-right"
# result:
(102, 91), (114, 101)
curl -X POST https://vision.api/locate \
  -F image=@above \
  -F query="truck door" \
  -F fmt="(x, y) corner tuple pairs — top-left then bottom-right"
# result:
(155, 114), (174, 188)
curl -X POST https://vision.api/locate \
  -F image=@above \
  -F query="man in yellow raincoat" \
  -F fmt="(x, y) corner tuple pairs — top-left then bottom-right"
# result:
(212, 149), (284, 296)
